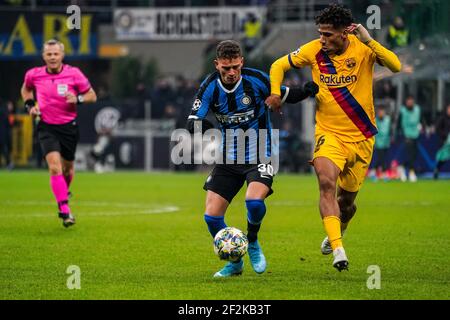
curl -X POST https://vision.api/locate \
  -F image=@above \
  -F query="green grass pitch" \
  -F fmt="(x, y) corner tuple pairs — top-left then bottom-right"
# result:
(0, 171), (449, 300)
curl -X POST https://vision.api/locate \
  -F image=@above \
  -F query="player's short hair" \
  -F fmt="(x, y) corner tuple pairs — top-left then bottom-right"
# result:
(314, 4), (354, 29)
(43, 39), (65, 52)
(216, 40), (242, 60)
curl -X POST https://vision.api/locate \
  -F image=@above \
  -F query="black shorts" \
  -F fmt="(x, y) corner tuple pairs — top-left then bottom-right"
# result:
(37, 120), (79, 161)
(203, 164), (274, 203)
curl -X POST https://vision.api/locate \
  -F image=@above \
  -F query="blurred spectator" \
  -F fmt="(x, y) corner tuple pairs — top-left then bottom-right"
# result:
(433, 103), (450, 179)
(96, 85), (112, 102)
(134, 81), (148, 119)
(398, 95), (423, 182)
(386, 16), (410, 49)
(370, 106), (391, 180)
(387, 159), (401, 180)
(175, 76), (200, 128)
(279, 120), (309, 172)
(243, 12), (262, 53)
(163, 103), (186, 128)
(150, 78), (175, 119)
(174, 76), (190, 109)
(163, 103), (177, 119)
(0, 99), (14, 170)
(376, 80), (396, 101)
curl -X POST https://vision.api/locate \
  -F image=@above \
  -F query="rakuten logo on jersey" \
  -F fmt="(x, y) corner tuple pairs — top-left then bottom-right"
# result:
(320, 74), (357, 86)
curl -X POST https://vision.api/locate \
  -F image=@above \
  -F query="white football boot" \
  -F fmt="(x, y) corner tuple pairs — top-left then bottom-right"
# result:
(332, 247), (349, 271)
(320, 236), (333, 255)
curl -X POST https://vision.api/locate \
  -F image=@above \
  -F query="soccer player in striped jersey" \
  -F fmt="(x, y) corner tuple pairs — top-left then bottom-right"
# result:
(187, 40), (318, 277)
(265, 4), (401, 271)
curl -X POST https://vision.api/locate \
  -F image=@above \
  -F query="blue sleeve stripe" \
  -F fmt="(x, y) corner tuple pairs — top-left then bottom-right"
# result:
(288, 54), (300, 69)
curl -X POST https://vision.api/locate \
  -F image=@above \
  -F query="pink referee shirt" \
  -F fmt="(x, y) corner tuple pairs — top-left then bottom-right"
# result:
(24, 64), (91, 125)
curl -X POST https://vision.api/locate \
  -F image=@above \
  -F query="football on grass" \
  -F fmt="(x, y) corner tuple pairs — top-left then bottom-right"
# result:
(213, 227), (248, 261)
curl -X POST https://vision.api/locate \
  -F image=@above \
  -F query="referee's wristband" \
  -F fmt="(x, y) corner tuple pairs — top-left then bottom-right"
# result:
(24, 99), (36, 112)
(76, 94), (84, 105)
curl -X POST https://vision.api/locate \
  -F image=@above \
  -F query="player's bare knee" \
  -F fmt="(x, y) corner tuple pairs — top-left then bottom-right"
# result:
(49, 166), (62, 176)
(318, 175), (336, 196)
(205, 198), (227, 217)
(47, 161), (62, 176)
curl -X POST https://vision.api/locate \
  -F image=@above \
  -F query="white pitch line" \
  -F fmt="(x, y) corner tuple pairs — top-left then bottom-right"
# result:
(86, 206), (180, 216)
(2, 200), (176, 208)
(0, 200), (180, 217)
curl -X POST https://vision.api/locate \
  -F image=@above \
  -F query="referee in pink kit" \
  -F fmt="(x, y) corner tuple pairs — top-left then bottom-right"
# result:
(21, 39), (97, 227)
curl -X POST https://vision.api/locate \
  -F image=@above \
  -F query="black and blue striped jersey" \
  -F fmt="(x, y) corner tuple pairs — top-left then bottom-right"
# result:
(188, 67), (289, 163)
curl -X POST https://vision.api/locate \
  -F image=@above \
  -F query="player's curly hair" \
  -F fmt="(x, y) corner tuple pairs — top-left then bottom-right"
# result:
(314, 3), (354, 29)
(216, 40), (242, 59)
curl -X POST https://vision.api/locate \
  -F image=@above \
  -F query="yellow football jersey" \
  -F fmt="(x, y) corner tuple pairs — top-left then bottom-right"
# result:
(270, 35), (401, 142)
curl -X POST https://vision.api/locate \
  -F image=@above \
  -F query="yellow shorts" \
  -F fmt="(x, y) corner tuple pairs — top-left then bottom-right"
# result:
(312, 131), (374, 192)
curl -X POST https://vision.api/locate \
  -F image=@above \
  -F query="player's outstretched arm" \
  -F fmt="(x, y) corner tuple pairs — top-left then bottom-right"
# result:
(266, 55), (293, 113)
(269, 55), (292, 96)
(348, 23), (401, 73)
(285, 81), (319, 104)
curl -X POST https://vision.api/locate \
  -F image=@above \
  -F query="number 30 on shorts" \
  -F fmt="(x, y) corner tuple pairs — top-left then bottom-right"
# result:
(258, 164), (274, 178)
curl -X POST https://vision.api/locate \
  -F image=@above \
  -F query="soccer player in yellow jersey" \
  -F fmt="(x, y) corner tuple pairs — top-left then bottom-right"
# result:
(265, 4), (401, 271)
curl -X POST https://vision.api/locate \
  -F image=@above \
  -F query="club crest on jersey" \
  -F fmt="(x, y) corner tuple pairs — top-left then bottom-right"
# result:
(345, 58), (356, 68)
(241, 95), (252, 106)
(192, 99), (202, 111)
(291, 48), (300, 56)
